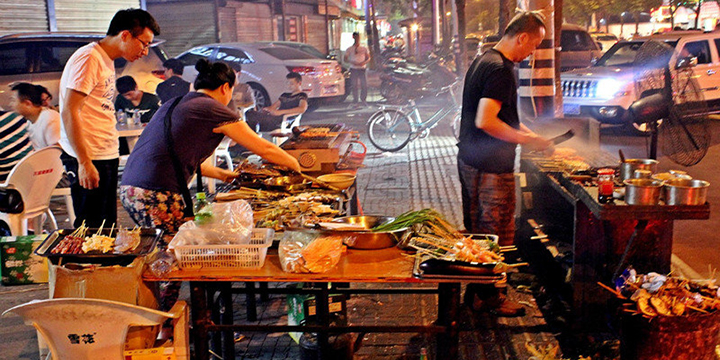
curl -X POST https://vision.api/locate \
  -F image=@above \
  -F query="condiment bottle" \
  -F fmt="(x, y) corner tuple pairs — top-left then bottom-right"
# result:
(597, 168), (615, 204)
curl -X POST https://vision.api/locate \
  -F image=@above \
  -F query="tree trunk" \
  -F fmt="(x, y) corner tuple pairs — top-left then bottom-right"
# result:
(455, 0), (466, 74)
(498, 0), (511, 35)
(555, 0), (563, 116)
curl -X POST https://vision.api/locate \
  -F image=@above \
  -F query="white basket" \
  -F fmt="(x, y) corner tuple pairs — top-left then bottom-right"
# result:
(172, 228), (274, 269)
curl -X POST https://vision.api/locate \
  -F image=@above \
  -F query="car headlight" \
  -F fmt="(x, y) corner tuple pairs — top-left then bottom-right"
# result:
(595, 79), (629, 99)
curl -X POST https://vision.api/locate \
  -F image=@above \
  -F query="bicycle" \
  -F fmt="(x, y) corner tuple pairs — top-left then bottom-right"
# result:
(366, 81), (461, 152)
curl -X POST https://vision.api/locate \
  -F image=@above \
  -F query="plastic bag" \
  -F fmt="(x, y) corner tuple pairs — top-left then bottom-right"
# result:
(170, 200), (254, 246)
(279, 231), (346, 273)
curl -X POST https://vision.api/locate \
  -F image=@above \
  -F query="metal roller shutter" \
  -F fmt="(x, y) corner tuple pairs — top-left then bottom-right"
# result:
(54, 0), (140, 32)
(0, 0), (48, 36)
(147, 2), (216, 56)
(219, 7), (237, 43)
(306, 16), (328, 55)
(233, 2), (273, 42)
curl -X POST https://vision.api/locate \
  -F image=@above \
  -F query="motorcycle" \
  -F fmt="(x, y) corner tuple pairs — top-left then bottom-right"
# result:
(379, 55), (457, 103)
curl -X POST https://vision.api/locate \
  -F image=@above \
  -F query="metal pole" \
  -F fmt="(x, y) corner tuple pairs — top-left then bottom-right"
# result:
(325, 0), (330, 54)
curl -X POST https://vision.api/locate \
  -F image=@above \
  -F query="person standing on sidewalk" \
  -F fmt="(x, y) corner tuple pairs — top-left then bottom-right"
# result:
(344, 32), (371, 107)
(457, 12), (552, 317)
(59, 9), (160, 227)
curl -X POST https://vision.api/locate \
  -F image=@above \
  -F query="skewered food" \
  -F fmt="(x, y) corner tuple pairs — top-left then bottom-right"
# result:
(114, 227), (142, 253)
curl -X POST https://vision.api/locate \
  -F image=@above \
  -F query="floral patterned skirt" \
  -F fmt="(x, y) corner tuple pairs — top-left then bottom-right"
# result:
(120, 185), (188, 235)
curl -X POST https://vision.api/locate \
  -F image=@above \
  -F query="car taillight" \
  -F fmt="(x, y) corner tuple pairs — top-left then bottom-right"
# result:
(151, 70), (166, 80)
(287, 66), (317, 76)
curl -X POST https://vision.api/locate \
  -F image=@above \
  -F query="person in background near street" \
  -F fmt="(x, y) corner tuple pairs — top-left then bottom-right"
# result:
(59, 8), (160, 228)
(156, 58), (191, 103)
(344, 31), (371, 107)
(0, 110), (33, 182)
(245, 72), (308, 132)
(11, 83), (61, 149)
(115, 75), (161, 123)
(120, 59), (300, 234)
(39, 87), (58, 111)
(457, 12), (553, 317)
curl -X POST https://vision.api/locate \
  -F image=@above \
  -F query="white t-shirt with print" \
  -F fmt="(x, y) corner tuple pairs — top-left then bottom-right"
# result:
(59, 42), (119, 160)
(346, 45), (370, 69)
(27, 108), (61, 149)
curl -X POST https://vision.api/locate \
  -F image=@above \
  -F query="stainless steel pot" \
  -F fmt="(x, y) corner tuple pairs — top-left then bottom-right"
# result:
(664, 179), (709, 205)
(329, 216), (407, 249)
(620, 159), (659, 181)
(624, 179), (663, 205)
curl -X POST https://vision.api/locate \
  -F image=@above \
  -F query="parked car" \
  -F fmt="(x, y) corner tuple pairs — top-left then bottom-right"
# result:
(255, 41), (350, 102)
(561, 30), (720, 134)
(474, 25), (601, 71)
(0, 32), (168, 110)
(590, 32), (619, 53)
(175, 43), (345, 108)
(560, 24), (603, 71)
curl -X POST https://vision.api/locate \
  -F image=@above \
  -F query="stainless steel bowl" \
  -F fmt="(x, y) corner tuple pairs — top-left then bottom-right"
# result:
(330, 215), (407, 249)
(624, 179), (663, 205)
(620, 159), (659, 181)
(664, 179), (709, 206)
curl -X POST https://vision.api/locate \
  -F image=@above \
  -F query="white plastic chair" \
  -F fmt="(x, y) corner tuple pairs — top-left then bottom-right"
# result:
(0, 147), (63, 235)
(50, 187), (75, 226)
(3, 298), (189, 360)
(271, 113), (303, 145)
(209, 137), (234, 193)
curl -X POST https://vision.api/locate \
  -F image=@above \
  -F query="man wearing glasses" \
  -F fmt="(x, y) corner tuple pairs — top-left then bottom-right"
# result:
(59, 9), (160, 227)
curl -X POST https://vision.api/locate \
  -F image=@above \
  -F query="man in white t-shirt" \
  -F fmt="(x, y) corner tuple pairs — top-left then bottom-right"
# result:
(11, 83), (61, 149)
(59, 8), (160, 227)
(344, 32), (371, 107)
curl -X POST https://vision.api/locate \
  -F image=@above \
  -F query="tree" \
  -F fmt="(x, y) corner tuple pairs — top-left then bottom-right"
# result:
(465, 0), (498, 34)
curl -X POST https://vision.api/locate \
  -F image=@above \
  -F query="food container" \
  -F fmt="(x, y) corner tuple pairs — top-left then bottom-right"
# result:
(623, 179), (663, 205)
(652, 170), (692, 182)
(170, 228), (274, 269)
(304, 215), (407, 250)
(316, 173), (357, 190)
(620, 159), (659, 181)
(663, 178), (709, 205)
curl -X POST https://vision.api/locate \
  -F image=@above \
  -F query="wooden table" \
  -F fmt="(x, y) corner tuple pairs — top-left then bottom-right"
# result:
(116, 122), (146, 152)
(145, 246), (498, 360)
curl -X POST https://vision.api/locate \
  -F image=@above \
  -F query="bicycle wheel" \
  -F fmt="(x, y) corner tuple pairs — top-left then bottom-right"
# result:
(367, 109), (413, 152)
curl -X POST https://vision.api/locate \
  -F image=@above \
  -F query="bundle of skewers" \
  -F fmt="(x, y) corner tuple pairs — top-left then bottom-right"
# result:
(600, 267), (720, 318)
(50, 221), (142, 255)
(374, 209), (526, 272)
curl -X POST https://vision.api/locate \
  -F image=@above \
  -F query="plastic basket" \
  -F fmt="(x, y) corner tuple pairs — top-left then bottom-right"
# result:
(172, 228), (275, 269)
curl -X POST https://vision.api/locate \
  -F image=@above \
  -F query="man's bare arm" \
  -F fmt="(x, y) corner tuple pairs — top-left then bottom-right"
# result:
(475, 98), (551, 150)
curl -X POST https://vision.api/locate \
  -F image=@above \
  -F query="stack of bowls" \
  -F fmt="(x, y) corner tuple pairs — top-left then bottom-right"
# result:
(623, 179), (664, 205)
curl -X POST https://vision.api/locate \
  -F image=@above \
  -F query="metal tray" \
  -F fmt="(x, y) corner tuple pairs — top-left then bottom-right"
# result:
(412, 256), (506, 282)
(35, 227), (162, 266)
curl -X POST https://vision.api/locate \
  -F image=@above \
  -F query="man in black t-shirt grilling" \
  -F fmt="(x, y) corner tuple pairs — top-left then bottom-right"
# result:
(458, 12), (553, 317)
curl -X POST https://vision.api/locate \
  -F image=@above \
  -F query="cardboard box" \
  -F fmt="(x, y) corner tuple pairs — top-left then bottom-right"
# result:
(0, 235), (48, 285)
(287, 286), (347, 343)
(124, 346), (176, 360)
(48, 257), (158, 309)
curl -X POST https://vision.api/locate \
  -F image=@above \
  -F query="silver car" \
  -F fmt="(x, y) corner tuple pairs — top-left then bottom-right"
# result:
(0, 32), (169, 110)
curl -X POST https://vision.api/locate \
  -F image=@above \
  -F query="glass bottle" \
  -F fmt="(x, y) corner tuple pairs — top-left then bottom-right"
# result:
(597, 168), (615, 204)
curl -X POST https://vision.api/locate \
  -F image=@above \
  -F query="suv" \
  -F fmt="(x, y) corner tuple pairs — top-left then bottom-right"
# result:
(561, 30), (720, 134)
(0, 32), (169, 110)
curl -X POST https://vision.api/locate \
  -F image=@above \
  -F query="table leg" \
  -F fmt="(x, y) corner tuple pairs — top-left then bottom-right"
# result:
(437, 283), (460, 360)
(316, 285), (330, 359)
(220, 282), (235, 359)
(190, 282), (210, 360)
(126, 136), (139, 152)
(246, 282), (257, 321)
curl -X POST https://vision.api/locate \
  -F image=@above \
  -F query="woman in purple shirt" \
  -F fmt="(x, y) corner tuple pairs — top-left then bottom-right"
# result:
(120, 59), (300, 233)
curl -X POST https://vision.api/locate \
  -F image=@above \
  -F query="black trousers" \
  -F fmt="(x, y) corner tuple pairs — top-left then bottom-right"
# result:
(62, 155), (119, 228)
(349, 68), (368, 102)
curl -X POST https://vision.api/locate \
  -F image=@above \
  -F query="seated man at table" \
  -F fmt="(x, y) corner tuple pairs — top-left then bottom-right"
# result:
(156, 58), (191, 103)
(245, 72), (307, 132)
(115, 75), (161, 124)
(11, 83), (61, 149)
